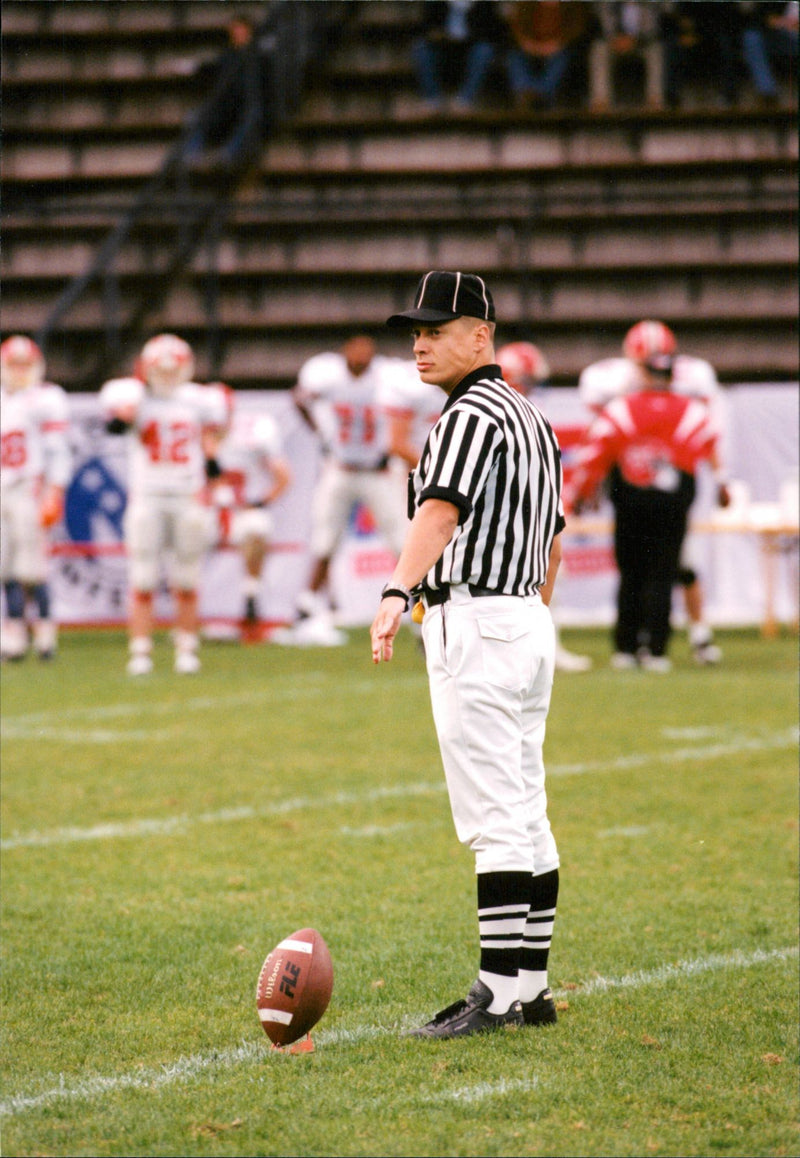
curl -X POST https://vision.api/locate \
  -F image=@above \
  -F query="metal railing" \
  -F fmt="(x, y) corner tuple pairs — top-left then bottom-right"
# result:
(35, 0), (348, 388)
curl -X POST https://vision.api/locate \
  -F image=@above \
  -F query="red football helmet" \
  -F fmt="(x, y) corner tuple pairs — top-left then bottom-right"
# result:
(623, 320), (677, 364)
(0, 335), (45, 393)
(137, 333), (194, 396)
(497, 342), (551, 393)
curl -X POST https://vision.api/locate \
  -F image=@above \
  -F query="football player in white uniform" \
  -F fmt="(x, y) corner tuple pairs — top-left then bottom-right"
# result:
(381, 357), (443, 471)
(99, 334), (228, 675)
(377, 358), (444, 638)
(207, 385), (292, 634)
(578, 320), (730, 664)
(275, 335), (407, 646)
(497, 340), (593, 673)
(1, 336), (71, 660)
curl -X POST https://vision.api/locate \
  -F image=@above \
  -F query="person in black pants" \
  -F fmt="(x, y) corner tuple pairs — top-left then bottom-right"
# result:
(566, 355), (723, 671)
(409, 0), (511, 112)
(608, 463), (696, 669)
(660, 1), (745, 108)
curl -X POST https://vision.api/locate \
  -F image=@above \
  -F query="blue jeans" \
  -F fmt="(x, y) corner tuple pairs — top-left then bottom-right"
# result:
(411, 38), (497, 105)
(742, 26), (798, 97)
(506, 46), (574, 106)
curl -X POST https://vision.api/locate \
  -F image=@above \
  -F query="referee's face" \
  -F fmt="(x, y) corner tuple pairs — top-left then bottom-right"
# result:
(412, 319), (493, 393)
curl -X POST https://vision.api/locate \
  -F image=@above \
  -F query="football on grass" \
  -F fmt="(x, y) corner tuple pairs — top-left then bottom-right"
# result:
(256, 928), (334, 1046)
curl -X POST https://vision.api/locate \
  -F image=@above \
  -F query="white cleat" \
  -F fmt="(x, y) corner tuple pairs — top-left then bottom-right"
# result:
(555, 645), (592, 672)
(296, 617), (347, 647)
(33, 619), (58, 660)
(638, 653), (672, 673)
(610, 652), (638, 670)
(693, 641), (722, 665)
(1, 619), (29, 661)
(127, 654), (154, 676)
(174, 651), (201, 674)
(271, 617), (347, 648)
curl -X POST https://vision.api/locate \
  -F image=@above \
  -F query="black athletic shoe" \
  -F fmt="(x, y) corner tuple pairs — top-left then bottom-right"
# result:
(406, 979), (523, 1039)
(521, 987), (557, 1026)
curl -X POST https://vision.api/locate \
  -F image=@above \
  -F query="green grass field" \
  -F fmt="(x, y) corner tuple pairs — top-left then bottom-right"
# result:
(1, 625), (797, 1158)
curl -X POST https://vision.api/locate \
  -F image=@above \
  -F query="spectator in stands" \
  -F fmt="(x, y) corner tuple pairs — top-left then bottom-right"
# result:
(588, 1), (665, 110)
(409, 1), (511, 113)
(502, 1), (596, 110)
(185, 14), (272, 167)
(660, 2), (744, 109)
(739, 2), (798, 106)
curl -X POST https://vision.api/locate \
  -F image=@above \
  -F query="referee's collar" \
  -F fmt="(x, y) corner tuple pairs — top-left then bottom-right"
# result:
(441, 364), (503, 411)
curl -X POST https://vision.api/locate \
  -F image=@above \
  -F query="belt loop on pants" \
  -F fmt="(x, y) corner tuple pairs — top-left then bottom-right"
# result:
(422, 584), (450, 607)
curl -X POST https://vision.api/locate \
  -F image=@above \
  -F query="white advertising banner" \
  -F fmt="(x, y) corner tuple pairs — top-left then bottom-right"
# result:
(47, 384), (798, 630)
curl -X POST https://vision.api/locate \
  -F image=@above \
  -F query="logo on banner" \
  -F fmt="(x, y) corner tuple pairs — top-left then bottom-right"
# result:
(56, 456), (129, 619)
(348, 503), (395, 578)
(66, 458), (126, 541)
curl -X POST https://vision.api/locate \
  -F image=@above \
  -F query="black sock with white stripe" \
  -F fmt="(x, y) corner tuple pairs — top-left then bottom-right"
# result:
(519, 868), (559, 1003)
(477, 871), (530, 1013)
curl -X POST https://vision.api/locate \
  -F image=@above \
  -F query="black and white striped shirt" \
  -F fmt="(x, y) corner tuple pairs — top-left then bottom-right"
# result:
(410, 365), (565, 595)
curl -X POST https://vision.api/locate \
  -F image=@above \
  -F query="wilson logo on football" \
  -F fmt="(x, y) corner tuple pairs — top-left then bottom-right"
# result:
(256, 928), (334, 1049)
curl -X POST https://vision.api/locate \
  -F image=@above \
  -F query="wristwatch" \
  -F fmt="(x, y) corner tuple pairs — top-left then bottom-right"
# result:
(380, 582), (412, 611)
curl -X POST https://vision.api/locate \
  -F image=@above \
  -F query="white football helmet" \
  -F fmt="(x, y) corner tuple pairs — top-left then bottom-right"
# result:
(100, 376), (145, 419)
(497, 341), (550, 393)
(137, 333), (194, 397)
(623, 320), (677, 364)
(0, 335), (45, 393)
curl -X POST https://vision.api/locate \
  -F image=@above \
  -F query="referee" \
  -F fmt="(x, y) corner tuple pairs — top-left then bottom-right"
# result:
(370, 271), (565, 1039)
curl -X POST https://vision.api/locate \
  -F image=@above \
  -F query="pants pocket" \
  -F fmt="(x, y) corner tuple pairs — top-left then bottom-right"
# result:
(477, 614), (529, 691)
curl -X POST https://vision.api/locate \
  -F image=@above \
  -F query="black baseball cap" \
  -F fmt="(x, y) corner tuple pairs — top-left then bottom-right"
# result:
(386, 271), (495, 328)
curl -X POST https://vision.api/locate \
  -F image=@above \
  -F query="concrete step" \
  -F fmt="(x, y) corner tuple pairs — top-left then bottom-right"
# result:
(1, 0), (254, 36)
(4, 206), (796, 279)
(9, 266), (794, 332)
(263, 111), (797, 172)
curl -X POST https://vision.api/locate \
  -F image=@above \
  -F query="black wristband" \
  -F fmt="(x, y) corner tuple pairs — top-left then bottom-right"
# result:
(381, 583), (411, 611)
(105, 417), (131, 435)
(205, 457), (222, 480)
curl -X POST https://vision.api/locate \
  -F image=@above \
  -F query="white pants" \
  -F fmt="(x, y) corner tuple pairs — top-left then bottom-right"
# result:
(310, 462), (407, 558)
(0, 479), (48, 584)
(230, 505), (274, 547)
(422, 587), (560, 876)
(125, 494), (212, 592)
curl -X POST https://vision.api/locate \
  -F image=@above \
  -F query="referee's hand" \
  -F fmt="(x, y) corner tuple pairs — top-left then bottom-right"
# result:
(370, 598), (404, 664)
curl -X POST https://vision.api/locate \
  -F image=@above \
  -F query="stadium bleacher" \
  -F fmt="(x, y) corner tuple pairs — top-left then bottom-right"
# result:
(1, 0), (797, 391)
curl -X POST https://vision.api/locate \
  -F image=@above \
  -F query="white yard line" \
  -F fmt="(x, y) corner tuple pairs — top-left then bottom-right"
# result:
(0, 725), (176, 744)
(547, 726), (797, 776)
(572, 946), (799, 996)
(427, 1076), (542, 1104)
(2, 727), (795, 851)
(597, 825), (652, 838)
(1, 674), (425, 730)
(338, 821), (419, 838)
(0, 784), (446, 850)
(1, 945), (795, 1118)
